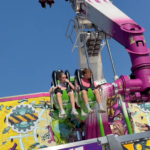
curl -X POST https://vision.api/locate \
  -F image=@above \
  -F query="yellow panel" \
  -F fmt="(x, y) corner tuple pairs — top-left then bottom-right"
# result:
(0, 96), (56, 150)
(123, 143), (134, 150)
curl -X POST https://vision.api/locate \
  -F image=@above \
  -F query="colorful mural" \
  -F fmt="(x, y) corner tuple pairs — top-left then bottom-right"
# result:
(106, 95), (128, 136)
(127, 103), (150, 134)
(1, 92), (150, 150)
(0, 93), (85, 150)
(106, 94), (150, 136)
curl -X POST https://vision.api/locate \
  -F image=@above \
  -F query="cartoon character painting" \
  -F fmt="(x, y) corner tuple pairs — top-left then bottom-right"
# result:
(128, 103), (150, 134)
(106, 95), (128, 136)
(107, 94), (150, 137)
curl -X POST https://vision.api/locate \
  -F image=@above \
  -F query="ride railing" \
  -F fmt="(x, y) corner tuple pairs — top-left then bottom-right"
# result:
(38, 131), (150, 150)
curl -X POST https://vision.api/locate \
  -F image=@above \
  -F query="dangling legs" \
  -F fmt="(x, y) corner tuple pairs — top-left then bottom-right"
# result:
(68, 91), (78, 115)
(56, 91), (66, 117)
(56, 93), (63, 109)
(81, 90), (94, 114)
(92, 89), (106, 113)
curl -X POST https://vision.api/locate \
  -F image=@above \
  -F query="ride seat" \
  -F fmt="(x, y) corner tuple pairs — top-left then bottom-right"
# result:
(74, 69), (95, 91)
(51, 70), (73, 113)
(74, 69), (97, 114)
(52, 69), (63, 86)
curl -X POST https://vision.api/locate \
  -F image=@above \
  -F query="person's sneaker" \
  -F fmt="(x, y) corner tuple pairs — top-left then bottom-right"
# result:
(71, 109), (78, 115)
(59, 109), (66, 118)
(87, 109), (94, 114)
(98, 108), (106, 113)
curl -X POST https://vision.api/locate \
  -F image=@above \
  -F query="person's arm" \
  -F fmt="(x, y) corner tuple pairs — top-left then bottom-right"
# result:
(69, 82), (75, 90)
(94, 82), (101, 89)
(48, 86), (59, 93)
(96, 85), (101, 89)
(65, 79), (75, 91)
(49, 87), (52, 93)
(68, 81), (75, 91)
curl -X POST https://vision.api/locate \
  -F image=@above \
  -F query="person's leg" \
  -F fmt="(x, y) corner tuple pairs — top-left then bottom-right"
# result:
(93, 89), (101, 103)
(68, 91), (78, 115)
(56, 90), (66, 116)
(81, 90), (93, 114)
(93, 89), (106, 113)
(81, 90), (88, 104)
(56, 92), (63, 109)
(68, 92), (75, 109)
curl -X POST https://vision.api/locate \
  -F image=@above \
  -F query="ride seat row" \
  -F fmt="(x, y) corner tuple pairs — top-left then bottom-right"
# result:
(50, 69), (97, 118)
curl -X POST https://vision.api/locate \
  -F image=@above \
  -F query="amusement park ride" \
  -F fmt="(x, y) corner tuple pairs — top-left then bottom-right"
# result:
(0, 0), (150, 150)
(39, 0), (150, 149)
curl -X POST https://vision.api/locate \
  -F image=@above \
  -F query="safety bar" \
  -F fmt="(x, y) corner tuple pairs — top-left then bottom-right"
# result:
(50, 88), (54, 109)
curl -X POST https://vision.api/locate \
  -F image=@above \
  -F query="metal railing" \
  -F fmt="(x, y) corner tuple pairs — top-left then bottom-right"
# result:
(38, 131), (150, 150)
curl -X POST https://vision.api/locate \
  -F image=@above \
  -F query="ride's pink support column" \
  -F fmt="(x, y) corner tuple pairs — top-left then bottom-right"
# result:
(121, 24), (150, 92)
(101, 24), (150, 102)
(101, 76), (148, 102)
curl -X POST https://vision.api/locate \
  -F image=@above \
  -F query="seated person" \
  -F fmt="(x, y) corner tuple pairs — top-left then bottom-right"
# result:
(49, 73), (78, 117)
(77, 68), (106, 114)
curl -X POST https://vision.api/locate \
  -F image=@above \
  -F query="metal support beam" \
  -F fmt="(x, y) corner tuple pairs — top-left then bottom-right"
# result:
(107, 134), (121, 150)
(42, 136), (108, 150)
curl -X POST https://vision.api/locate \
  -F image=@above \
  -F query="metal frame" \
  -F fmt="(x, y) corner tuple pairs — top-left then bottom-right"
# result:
(65, 19), (75, 45)
(38, 131), (150, 150)
(81, 33), (91, 69)
(66, 16), (108, 70)
(105, 37), (118, 80)
(65, 20), (90, 70)
(115, 131), (150, 150)
(50, 87), (54, 108)
(71, 31), (87, 52)
(70, 17), (91, 69)
(100, 40), (106, 51)
(39, 136), (108, 150)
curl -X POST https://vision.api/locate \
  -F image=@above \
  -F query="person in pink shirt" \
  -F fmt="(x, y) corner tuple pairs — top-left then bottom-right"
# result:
(77, 68), (106, 114)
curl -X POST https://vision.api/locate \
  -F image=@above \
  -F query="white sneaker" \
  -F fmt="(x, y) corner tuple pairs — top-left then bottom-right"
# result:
(71, 109), (78, 115)
(98, 108), (106, 113)
(59, 109), (66, 118)
(87, 109), (94, 114)
(81, 109), (88, 117)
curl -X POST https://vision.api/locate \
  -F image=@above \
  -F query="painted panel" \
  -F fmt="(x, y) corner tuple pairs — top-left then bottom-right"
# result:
(127, 103), (150, 134)
(122, 139), (150, 150)
(106, 94), (150, 137)
(0, 95), (84, 150)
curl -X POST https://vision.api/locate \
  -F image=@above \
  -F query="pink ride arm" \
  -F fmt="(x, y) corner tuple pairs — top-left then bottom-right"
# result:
(78, 0), (150, 102)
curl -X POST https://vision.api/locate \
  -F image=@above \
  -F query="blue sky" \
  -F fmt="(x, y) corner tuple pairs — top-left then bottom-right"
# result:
(0, 0), (150, 97)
